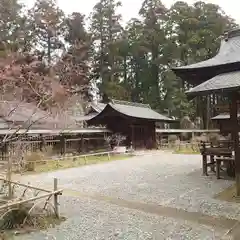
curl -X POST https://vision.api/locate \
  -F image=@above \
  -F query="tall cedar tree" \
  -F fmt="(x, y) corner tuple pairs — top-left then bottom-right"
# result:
(139, 0), (167, 109)
(0, 0), (33, 52)
(90, 0), (127, 100)
(29, 0), (65, 65)
(0, 0), (238, 124)
(55, 12), (91, 98)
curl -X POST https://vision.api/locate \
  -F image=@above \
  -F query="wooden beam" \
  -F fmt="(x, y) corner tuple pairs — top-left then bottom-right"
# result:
(0, 189), (63, 211)
(0, 178), (52, 193)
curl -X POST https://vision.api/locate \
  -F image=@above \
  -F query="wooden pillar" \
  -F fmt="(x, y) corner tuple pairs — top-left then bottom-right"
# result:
(152, 122), (157, 149)
(206, 95), (210, 129)
(77, 134), (81, 153)
(81, 135), (84, 153)
(5, 142), (13, 199)
(192, 132), (195, 140)
(39, 134), (44, 152)
(202, 142), (208, 176)
(60, 135), (66, 156)
(230, 93), (240, 196)
(159, 133), (162, 148)
(131, 125), (134, 149)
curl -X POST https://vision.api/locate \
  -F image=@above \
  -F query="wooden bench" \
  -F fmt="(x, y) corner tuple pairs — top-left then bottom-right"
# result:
(200, 143), (232, 176)
(215, 157), (235, 179)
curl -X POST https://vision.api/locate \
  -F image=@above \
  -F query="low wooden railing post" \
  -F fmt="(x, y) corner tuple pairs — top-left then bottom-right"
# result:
(54, 178), (59, 218)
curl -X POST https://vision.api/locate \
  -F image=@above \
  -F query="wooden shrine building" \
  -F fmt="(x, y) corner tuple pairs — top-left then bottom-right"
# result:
(172, 28), (240, 196)
(87, 99), (173, 149)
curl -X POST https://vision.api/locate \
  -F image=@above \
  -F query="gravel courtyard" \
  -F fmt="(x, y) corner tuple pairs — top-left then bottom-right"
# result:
(14, 151), (240, 239)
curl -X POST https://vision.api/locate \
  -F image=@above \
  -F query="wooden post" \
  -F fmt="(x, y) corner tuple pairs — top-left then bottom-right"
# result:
(210, 155), (215, 172)
(206, 95), (210, 129)
(77, 134), (81, 153)
(202, 142), (207, 176)
(230, 93), (240, 196)
(107, 152), (110, 161)
(5, 142), (13, 199)
(81, 135), (84, 153)
(131, 125), (134, 150)
(39, 134), (44, 152)
(192, 132), (195, 140)
(54, 178), (59, 218)
(159, 134), (162, 148)
(216, 158), (221, 179)
(153, 122), (157, 149)
(202, 154), (207, 176)
(60, 135), (66, 156)
(0, 138), (4, 162)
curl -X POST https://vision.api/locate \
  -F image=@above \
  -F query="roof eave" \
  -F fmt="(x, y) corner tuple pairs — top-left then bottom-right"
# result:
(186, 86), (240, 99)
(155, 118), (177, 123)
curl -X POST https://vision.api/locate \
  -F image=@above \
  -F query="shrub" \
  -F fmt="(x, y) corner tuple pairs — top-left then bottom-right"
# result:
(168, 135), (178, 143)
(24, 151), (45, 171)
(192, 134), (208, 143)
(208, 133), (221, 146)
(43, 145), (54, 157)
(168, 135), (179, 149)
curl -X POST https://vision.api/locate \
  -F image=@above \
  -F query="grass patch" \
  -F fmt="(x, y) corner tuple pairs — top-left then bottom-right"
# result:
(28, 154), (132, 174)
(173, 149), (200, 155)
(172, 143), (200, 155)
(159, 143), (200, 155)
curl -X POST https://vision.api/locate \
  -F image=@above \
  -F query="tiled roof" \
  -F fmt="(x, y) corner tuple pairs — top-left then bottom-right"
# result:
(0, 101), (49, 122)
(173, 28), (240, 71)
(73, 114), (97, 122)
(212, 113), (240, 120)
(88, 99), (173, 122)
(0, 101), (63, 129)
(89, 102), (106, 113)
(186, 71), (240, 95)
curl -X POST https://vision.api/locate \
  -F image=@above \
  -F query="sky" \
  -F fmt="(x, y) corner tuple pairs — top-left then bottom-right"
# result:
(22, 0), (240, 24)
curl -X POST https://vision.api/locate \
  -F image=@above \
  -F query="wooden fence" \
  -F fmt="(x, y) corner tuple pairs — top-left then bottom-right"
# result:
(0, 134), (110, 163)
(0, 177), (62, 230)
(158, 140), (200, 153)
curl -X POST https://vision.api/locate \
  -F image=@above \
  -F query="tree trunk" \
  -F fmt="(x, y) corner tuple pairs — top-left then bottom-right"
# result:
(47, 33), (51, 65)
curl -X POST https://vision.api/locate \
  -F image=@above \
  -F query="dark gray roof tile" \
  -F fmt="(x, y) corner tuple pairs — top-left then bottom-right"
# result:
(90, 102), (106, 113)
(187, 71), (240, 95)
(88, 100), (173, 122)
(173, 29), (240, 71)
(212, 112), (240, 120)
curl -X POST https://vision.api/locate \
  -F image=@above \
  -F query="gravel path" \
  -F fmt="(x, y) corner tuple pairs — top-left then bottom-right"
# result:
(13, 151), (240, 239)
(16, 196), (227, 240)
